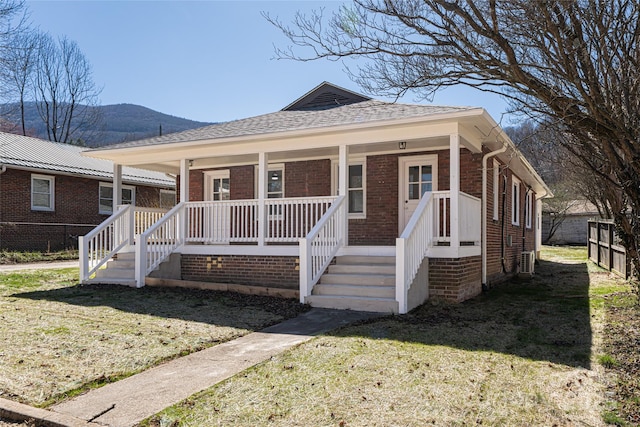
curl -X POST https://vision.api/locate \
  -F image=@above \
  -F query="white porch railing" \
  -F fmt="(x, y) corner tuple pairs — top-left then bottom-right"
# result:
(135, 202), (185, 287)
(133, 207), (169, 236)
(459, 192), (481, 244)
(299, 195), (346, 303)
(80, 205), (132, 283)
(185, 196), (337, 244)
(396, 190), (481, 313)
(396, 192), (434, 314)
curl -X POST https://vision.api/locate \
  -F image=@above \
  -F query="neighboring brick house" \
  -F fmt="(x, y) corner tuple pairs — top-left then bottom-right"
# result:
(0, 132), (176, 251)
(80, 82), (551, 314)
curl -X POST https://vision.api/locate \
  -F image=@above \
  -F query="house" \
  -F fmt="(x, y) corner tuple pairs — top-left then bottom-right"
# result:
(542, 200), (599, 245)
(79, 82), (551, 314)
(0, 132), (176, 252)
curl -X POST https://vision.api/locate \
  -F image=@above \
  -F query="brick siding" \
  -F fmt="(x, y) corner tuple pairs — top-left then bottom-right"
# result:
(0, 168), (171, 251)
(181, 254), (299, 289)
(429, 256), (482, 302)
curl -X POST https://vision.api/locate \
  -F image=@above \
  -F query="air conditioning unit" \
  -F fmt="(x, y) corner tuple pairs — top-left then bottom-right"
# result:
(520, 251), (535, 276)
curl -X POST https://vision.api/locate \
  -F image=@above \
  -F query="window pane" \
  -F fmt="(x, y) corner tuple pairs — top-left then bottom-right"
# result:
(221, 178), (230, 200)
(408, 166), (419, 183)
(409, 183), (420, 200)
(160, 192), (176, 209)
(33, 178), (50, 194)
(349, 190), (363, 213)
(421, 166), (432, 182)
(99, 200), (112, 213)
(100, 185), (113, 199)
(122, 188), (133, 204)
(348, 165), (363, 188)
(268, 170), (283, 194)
(33, 193), (50, 207)
(421, 183), (432, 195)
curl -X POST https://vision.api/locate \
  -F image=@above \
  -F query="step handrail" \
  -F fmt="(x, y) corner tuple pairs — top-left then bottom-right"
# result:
(299, 195), (346, 302)
(396, 192), (434, 314)
(134, 202), (186, 287)
(79, 204), (132, 283)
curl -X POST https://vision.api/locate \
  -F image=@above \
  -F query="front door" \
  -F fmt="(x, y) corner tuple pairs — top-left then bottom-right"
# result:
(204, 170), (231, 242)
(399, 155), (438, 233)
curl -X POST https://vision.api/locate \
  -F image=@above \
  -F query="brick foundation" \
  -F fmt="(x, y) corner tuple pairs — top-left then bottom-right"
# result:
(181, 254), (299, 289)
(429, 256), (482, 302)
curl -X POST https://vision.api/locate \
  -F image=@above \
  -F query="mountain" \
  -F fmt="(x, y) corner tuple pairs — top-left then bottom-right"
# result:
(0, 102), (213, 147)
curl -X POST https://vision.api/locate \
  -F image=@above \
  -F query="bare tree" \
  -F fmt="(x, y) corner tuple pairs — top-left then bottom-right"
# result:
(33, 34), (102, 144)
(3, 31), (39, 135)
(268, 0), (640, 279)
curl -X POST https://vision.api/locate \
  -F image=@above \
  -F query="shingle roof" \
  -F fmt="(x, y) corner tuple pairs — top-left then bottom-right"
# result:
(0, 132), (174, 187)
(93, 100), (476, 151)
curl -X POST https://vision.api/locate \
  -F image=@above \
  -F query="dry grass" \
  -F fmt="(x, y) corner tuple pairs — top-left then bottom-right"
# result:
(0, 268), (306, 407)
(144, 246), (628, 427)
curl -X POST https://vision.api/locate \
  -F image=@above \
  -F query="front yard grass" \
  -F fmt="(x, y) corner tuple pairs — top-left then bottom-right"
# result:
(144, 246), (633, 427)
(0, 250), (78, 265)
(0, 268), (307, 407)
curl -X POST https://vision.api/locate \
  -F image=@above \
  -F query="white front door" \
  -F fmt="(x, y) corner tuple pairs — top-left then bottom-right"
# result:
(399, 155), (438, 233)
(204, 170), (231, 242)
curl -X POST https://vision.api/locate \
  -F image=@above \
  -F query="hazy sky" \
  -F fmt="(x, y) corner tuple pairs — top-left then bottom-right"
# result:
(26, 1), (511, 124)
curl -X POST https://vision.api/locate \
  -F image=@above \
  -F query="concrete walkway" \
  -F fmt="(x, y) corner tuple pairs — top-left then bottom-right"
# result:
(0, 260), (78, 272)
(45, 308), (379, 427)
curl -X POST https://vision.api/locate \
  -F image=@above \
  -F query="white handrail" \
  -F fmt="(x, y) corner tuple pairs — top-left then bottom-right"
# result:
(79, 204), (131, 283)
(396, 192), (434, 314)
(299, 195), (346, 303)
(135, 202), (185, 287)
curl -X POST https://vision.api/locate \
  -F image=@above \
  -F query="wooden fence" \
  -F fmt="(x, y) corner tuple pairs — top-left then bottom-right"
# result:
(588, 220), (629, 278)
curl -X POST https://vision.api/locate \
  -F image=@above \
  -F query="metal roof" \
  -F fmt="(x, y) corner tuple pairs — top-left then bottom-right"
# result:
(0, 132), (174, 187)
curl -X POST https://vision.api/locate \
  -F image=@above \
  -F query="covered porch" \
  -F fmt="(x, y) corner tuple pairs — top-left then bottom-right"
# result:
(80, 127), (483, 314)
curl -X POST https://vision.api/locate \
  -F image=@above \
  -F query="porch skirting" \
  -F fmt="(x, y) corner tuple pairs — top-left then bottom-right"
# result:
(428, 256), (482, 303)
(145, 276), (298, 299)
(181, 254), (300, 290)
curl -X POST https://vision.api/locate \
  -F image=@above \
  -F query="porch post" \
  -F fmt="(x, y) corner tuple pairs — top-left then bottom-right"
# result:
(338, 145), (349, 245)
(179, 158), (190, 241)
(113, 163), (122, 212)
(179, 159), (190, 203)
(257, 152), (268, 246)
(450, 134), (460, 252)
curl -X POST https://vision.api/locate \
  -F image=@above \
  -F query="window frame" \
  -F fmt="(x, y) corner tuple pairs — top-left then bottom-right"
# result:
(332, 159), (366, 219)
(31, 174), (55, 212)
(99, 182), (136, 215)
(511, 176), (521, 226)
(525, 191), (533, 229)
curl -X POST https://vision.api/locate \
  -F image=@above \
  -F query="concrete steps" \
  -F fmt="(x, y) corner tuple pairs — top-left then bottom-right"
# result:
(90, 252), (136, 286)
(308, 255), (398, 313)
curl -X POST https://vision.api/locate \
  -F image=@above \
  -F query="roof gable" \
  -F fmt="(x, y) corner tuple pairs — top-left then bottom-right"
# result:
(282, 81), (371, 111)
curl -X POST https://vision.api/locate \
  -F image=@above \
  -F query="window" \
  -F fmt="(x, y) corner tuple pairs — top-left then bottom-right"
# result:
(512, 176), (521, 226)
(99, 183), (135, 215)
(31, 174), (54, 211)
(332, 160), (366, 218)
(492, 160), (499, 221)
(525, 191), (533, 229)
(267, 168), (284, 199)
(160, 189), (177, 209)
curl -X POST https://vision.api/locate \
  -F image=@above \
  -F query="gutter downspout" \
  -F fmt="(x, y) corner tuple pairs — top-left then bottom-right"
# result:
(482, 143), (508, 290)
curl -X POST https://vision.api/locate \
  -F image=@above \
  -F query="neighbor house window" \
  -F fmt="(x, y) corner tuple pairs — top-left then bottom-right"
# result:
(525, 191), (533, 229)
(99, 182), (135, 215)
(512, 176), (521, 226)
(332, 160), (366, 218)
(31, 174), (55, 211)
(493, 160), (499, 221)
(159, 189), (177, 210)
